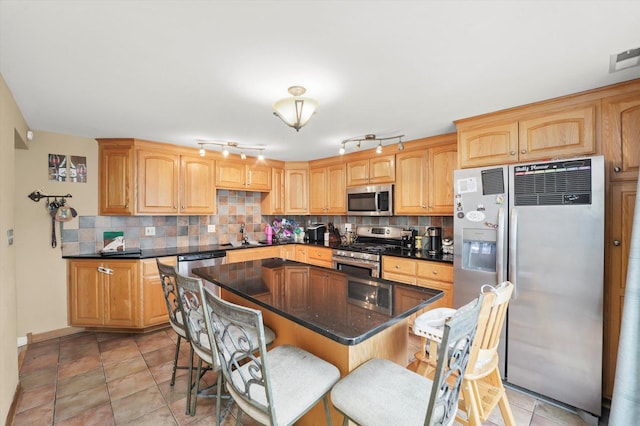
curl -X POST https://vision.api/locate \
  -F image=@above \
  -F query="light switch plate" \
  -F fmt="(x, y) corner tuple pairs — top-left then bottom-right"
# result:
(7, 229), (13, 245)
(208, 225), (216, 233)
(145, 227), (155, 236)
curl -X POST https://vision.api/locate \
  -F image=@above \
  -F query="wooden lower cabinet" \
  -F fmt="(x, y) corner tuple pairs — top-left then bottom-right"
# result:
(68, 259), (140, 328)
(225, 246), (280, 264)
(68, 257), (177, 330)
(142, 256), (176, 326)
(305, 246), (333, 268)
(381, 256), (453, 326)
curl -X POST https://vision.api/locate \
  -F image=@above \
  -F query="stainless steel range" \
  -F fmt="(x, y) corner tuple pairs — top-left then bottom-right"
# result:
(332, 226), (412, 278)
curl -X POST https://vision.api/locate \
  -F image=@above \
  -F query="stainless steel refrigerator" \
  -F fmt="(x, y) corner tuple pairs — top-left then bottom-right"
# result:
(453, 155), (604, 416)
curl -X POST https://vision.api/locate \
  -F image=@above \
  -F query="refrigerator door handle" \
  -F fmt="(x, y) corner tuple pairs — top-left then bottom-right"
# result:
(496, 207), (506, 284)
(509, 207), (518, 299)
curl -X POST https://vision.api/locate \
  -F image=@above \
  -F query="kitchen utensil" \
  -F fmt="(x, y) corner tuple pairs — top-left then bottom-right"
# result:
(48, 200), (59, 248)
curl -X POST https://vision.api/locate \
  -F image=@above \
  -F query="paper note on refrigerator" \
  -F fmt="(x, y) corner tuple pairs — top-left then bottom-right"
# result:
(457, 177), (477, 194)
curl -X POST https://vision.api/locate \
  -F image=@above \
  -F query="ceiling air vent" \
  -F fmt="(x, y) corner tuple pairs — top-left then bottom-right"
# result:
(609, 47), (640, 73)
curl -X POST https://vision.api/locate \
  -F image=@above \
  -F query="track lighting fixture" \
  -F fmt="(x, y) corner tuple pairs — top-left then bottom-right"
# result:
(197, 141), (266, 161)
(339, 133), (405, 155)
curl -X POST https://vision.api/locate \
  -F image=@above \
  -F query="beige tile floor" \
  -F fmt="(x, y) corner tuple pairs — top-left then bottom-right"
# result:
(13, 328), (607, 425)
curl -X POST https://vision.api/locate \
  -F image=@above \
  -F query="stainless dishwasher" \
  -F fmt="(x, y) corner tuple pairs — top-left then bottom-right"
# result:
(177, 250), (227, 295)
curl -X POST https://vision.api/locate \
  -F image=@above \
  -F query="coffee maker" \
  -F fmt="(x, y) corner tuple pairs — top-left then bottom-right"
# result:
(425, 226), (442, 256)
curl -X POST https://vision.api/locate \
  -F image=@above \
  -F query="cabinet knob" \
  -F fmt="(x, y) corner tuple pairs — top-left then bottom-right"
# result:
(395, 265), (400, 269)
(613, 240), (621, 246)
(173, 205), (177, 209)
(510, 151), (516, 156)
(421, 205), (426, 208)
(432, 270), (438, 275)
(125, 204), (129, 208)
(521, 149), (527, 154)
(614, 166), (622, 173)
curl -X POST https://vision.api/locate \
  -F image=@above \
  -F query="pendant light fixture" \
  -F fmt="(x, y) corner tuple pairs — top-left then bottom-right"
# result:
(273, 86), (319, 131)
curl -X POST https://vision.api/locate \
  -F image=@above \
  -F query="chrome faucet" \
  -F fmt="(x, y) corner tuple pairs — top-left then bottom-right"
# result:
(240, 223), (249, 245)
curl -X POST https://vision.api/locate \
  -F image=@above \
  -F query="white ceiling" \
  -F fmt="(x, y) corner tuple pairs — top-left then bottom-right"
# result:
(1, 0), (639, 161)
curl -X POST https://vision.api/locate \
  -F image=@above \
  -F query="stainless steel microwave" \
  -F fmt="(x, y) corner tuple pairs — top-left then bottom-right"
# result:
(346, 184), (393, 216)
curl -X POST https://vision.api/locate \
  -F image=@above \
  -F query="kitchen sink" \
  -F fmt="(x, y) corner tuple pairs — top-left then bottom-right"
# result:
(228, 240), (265, 248)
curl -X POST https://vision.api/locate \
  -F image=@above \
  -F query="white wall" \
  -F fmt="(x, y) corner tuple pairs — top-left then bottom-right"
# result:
(0, 73), (27, 423)
(15, 131), (98, 337)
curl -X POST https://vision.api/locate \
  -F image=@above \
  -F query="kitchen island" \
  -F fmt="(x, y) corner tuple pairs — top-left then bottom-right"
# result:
(192, 258), (442, 425)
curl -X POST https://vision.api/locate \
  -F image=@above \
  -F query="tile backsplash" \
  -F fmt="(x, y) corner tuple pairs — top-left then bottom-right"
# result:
(61, 189), (453, 255)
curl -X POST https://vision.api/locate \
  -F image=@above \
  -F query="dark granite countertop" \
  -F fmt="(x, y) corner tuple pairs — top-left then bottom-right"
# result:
(62, 240), (453, 264)
(192, 258), (443, 345)
(61, 240), (339, 260)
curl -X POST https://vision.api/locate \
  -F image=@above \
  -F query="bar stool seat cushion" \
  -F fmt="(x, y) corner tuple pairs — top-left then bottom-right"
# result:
(332, 358), (448, 426)
(228, 344), (340, 426)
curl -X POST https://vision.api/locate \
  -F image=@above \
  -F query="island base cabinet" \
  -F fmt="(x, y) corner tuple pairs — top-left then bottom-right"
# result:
(68, 259), (140, 328)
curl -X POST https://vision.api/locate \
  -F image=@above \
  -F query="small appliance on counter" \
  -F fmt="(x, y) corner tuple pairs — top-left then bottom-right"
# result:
(306, 223), (327, 242)
(425, 226), (442, 256)
(442, 238), (454, 255)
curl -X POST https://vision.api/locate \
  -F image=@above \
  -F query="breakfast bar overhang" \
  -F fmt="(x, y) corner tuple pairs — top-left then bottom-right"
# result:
(193, 258), (443, 425)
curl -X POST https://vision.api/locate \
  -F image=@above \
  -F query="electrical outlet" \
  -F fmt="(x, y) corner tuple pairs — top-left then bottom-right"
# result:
(145, 226), (156, 236)
(208, 224), (216, 233)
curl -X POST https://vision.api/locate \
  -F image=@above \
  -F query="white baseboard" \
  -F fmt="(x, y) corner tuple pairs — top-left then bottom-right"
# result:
(17, 336), (28, 347)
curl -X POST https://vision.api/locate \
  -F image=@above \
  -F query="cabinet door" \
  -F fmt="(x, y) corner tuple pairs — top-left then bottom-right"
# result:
(284, 267), (309, 314)
(216, 161), (245, 189)
(427, 144), (457, 215)
(604, 92), (640, 182)
(395, 150), (428, 215)
(458, 122), (519, 168)
(519, 104), (597, 162)
(246, 164), (272, 191)
(261, 167), (285, 215)
(308, 167), (327, 214)
(180, 155), (215, 214)
(137, 149), (179, 214)
(103, 261), (139, 327)
(142, 257), (173, 326)
(369, 154), (396, 184)
(346, 159), (369, 187)
(285, 168), (309, 214)
(68, 260), (103, 326)
(604, 181), (636, 398)
(295, 245), (307, 263)
(99, 145), (134, 215)
(326, 164), (346, 214)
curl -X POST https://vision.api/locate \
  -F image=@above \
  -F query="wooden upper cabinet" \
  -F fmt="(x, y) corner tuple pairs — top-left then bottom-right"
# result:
(395, 150), (428, 215)
(519, 104), (596, 162)
(457, 102), (598, 168)
(457, 122), (519, 168)
(428, 144), (457, 215)
(180, 155), (215, 214)
(216, 160), (271, 191)
(98, 141), (135, 215)
(137, 148), (180, 214)
(395, 138), (457, 215)
(285, 165), (309, 214)
(261, 167), (285, 215)
(603, 91), (640, 182)
(346, 154), (395, 187)
(309, 163), (346, 214)
(98, 139), (215, 215)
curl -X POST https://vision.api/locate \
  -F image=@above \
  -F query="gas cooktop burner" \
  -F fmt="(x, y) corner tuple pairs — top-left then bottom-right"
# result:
(338, 243), (400, 253)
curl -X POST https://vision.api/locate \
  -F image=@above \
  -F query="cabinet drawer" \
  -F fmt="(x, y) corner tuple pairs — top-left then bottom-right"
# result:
(307, 247), (332, 263)
(416, 261), (453, 283)
(382, 271), (416, 285)
(382, 257), (417, 276)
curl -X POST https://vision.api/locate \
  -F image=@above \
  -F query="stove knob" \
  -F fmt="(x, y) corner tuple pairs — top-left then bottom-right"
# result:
(350, 252), (355, 257)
